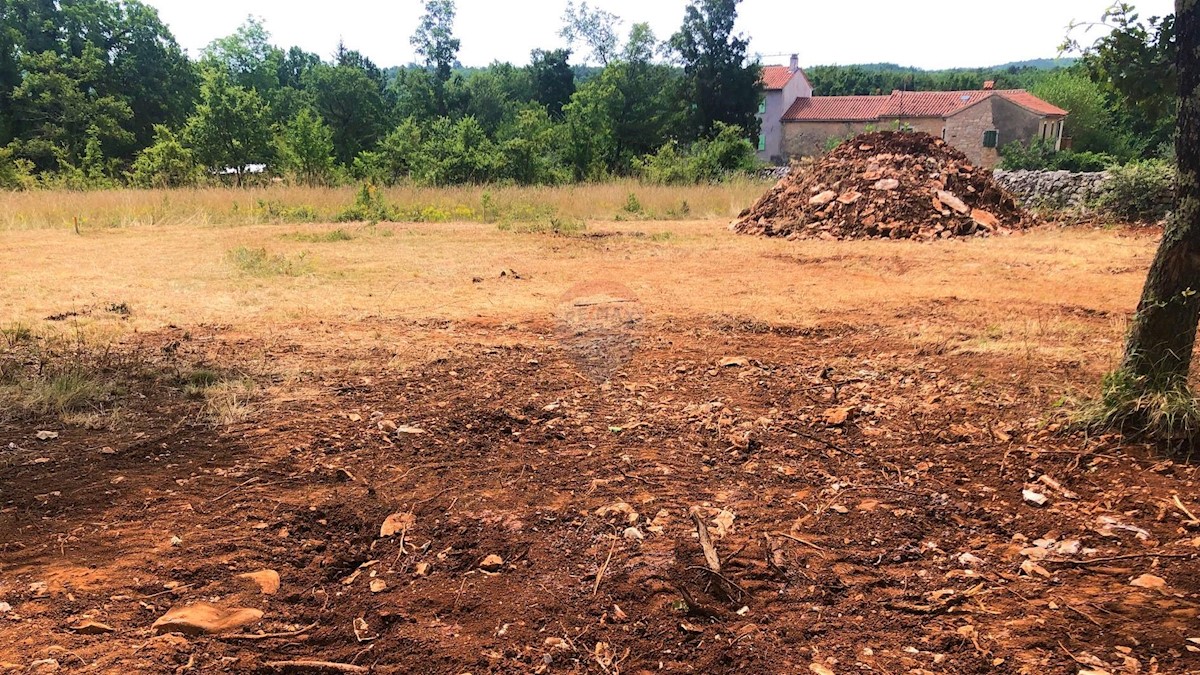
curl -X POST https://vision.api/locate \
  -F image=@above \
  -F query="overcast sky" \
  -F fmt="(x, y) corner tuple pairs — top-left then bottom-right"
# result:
(143, 0), (1177, 70)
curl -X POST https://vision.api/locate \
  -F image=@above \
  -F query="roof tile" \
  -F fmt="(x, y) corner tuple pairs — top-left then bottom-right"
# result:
(761, 65), (795, 90)
(782, 96), (889, 122)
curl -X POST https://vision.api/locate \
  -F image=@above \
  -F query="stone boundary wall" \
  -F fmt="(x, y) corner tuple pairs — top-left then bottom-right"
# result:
(991, 169), (1110, 209)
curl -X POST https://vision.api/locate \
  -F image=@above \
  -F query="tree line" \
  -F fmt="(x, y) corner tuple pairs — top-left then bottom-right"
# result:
(0, 0), (763, 189)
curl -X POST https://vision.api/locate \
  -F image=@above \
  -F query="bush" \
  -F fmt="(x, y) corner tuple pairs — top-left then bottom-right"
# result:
(0, 145), (35, 190)
(634, 122), (760, 185)
(226, 246), (313, 276)
(999, 140), (1117, 172)
(127, 126), (201, 188)
(336, 182), (400, 223)
(1097, 159), (1175, 222)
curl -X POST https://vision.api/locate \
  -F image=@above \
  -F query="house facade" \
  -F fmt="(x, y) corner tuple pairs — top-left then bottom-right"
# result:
(756, 55), (813, 164)
(758, 66), (1068, 168)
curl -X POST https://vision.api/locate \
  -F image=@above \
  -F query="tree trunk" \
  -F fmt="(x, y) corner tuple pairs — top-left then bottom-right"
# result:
(1121, 0), (1200, 388)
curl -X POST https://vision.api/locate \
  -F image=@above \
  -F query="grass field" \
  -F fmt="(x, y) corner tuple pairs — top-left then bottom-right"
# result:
(0, 180), (768, 231)
(3, 186), (1196, 675)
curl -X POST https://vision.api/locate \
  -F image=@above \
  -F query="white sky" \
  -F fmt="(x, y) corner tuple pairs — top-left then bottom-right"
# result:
(144, 0), (1177, 70)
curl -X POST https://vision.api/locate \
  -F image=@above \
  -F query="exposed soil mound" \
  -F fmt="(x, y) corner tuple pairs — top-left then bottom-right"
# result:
(733, 131), (1031, 241)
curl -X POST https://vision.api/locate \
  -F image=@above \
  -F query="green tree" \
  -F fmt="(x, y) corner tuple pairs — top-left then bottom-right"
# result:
(184, 68), (273, 185)
(497, 106), (568, 184)
(559, 1), (621, 66)
(9, 44), (133, 172)
(411, 0), (460, 116)
(417, 116), (501, 185)
(1094, 0), (1200, 442)
(305, 63), (388, 165)
(670, 0), (761, 141)
(529, 49), (576, 118)
(359, 117), (424, 184)
(127, 124), (199, 187)
(109, 1), (199, 153)
(1067, 3), (1177, 155)
(278, 108), (335, 185)
(563, 76), (619, 180)
(202, 15), (282, 93)
(1030, 69), (1130, 156)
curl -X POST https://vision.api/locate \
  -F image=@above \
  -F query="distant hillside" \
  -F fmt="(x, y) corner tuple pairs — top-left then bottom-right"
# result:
(989, 57), (1076, 70)
(810, 59), (1075, 73)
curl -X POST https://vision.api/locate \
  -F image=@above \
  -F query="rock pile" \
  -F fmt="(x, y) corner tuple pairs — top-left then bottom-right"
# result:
(733, 132), (1030, 241)
(993, 169), (1110, 209)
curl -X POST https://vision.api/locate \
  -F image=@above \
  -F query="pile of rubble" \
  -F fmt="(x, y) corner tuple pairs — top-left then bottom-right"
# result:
(733, 132), (1031, 241)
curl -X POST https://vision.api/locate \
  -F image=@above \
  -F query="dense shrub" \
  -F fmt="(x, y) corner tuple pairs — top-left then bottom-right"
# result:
(634, 122), (758, 184)
(999, 139), (1116, 172)
(1097, 159), (1175, 222)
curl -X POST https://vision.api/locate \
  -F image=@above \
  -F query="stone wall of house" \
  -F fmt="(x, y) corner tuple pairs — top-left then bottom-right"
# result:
(781, 120), (873, 158)
(945, 99), (998, 168)
(992, 169), (1111, 208)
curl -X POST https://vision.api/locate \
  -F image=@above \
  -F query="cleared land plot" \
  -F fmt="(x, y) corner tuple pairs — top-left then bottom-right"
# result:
(1, 214), (1196, 674)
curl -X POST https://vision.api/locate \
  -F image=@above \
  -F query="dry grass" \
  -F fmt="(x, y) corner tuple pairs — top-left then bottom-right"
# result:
(0, 180), (768, 231)
(0, 207), (1157, 382)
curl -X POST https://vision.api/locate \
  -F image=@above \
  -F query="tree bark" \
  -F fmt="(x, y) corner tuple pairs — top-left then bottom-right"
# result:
(1121, 0), (1200, 387)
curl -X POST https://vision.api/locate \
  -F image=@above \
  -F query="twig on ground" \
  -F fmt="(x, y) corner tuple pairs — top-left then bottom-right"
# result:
(1044, 552), (1194, 566)
(593, 536), (618, 598)
(219, 621), (320, 641)
(690, 509), (721, 573)
(209, 477), (261, 502)
(1173, 495), (1200, 525)
(769, 531), (826, 553)
(262, 661), (368, 673)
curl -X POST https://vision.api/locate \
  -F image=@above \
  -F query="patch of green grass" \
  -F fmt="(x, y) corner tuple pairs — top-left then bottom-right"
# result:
(1076, 367), (1200, 444)
(256, 200), (320, 223)
(21, 370), (108, 415)
(227, 246), (313, 277)
(650, 231), (675, 242)
(284, 228), (356, 243)
(2, 322), (34, 347)
(499, 216), (587, 236)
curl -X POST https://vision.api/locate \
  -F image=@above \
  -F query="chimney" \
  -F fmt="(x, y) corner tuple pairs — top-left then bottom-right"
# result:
(789, 54), (799, 73)
(982, 80), (995, 90)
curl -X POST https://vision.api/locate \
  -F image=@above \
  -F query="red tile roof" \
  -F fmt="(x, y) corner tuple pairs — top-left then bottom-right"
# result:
(782, 95), (889, 122)
(878, 90), (991, 117)
(761, 65), (796, 90)
(783, 89), (1067, 122)
(997, 90), (1068, 116)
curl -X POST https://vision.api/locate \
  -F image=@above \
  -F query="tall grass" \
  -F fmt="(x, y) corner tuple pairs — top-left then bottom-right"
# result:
(0, 180), (768, 231)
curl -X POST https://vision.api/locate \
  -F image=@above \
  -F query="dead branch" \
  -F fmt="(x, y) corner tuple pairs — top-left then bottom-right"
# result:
(263, 660), (368, 673)
(690, 509), (721, 573)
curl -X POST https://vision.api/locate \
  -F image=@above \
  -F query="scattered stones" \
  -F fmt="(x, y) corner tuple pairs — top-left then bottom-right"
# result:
(414, 562), (431, 577)
(236, 569), (281, 595)
(595, 502), (639, 525)
(152, 603), (264, 636)
(733, 131), (1028, 241)
(369, 579), (387, 593)
(623, 527), (644, 541)
(35, 431), (58, 441)
(479, 554), (504, 572)
(1022, 489), (1048, 507)
(69, 620), (116, 635)
(380, 512), (415, 538)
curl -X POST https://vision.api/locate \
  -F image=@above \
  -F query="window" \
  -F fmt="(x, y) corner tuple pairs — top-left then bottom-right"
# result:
(757, 134), (766, 152)
(982, 130), (999, 148)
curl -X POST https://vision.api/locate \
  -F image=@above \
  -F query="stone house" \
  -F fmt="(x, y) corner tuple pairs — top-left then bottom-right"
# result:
(758, 67), (1068, 168)
(756, 55), (813, 164)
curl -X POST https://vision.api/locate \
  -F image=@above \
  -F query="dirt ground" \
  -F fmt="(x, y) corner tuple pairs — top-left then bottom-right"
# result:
(2, 218), (1199, 674)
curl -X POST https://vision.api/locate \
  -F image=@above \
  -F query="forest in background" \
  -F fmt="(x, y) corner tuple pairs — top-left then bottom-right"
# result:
(0, 0), (1179, 190)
